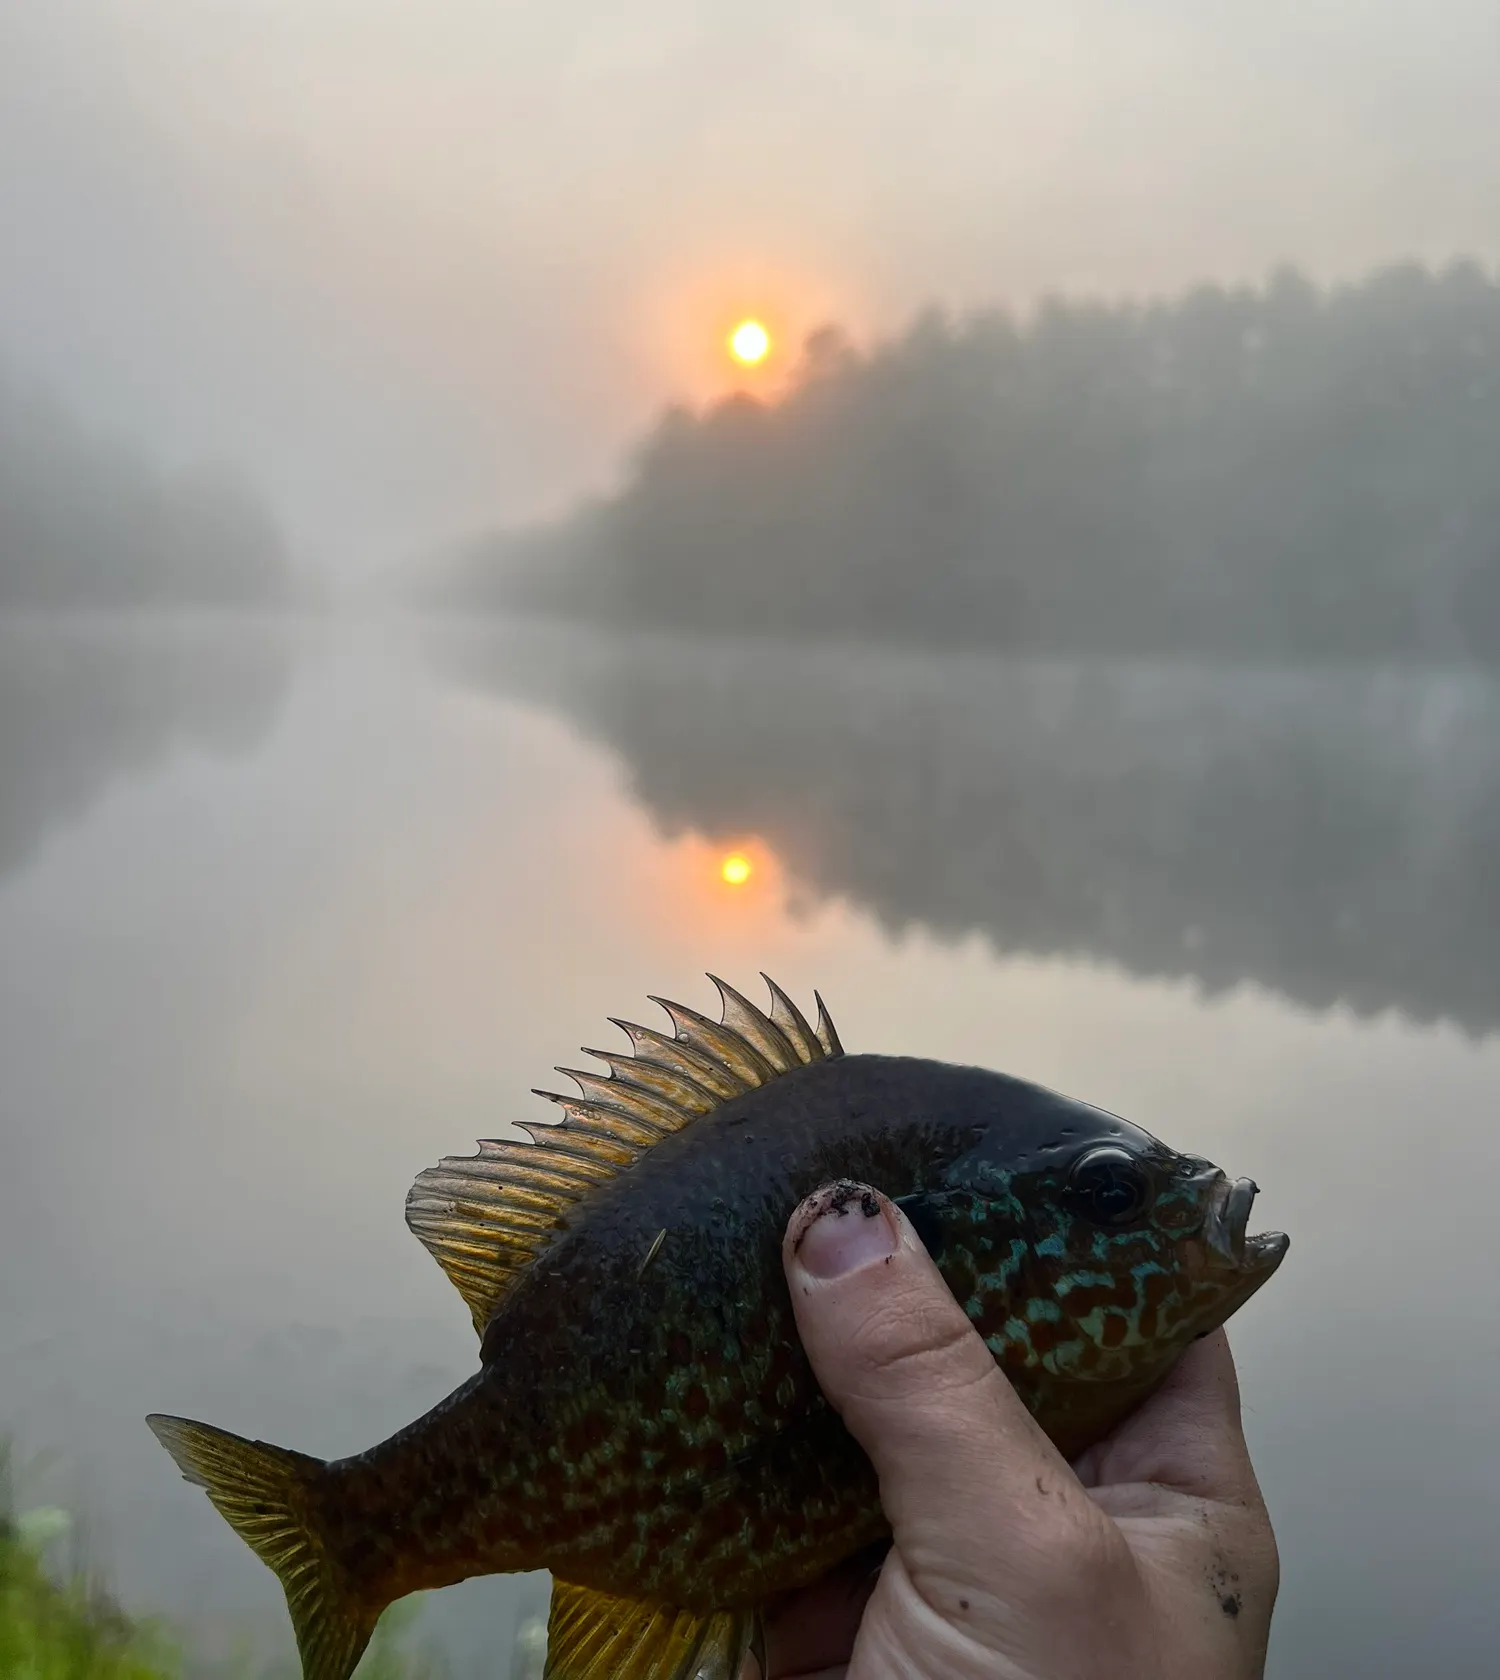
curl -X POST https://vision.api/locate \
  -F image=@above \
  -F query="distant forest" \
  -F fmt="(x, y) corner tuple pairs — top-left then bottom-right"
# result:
(448, 262), (1500, 664)
(0, 361), (291, 611)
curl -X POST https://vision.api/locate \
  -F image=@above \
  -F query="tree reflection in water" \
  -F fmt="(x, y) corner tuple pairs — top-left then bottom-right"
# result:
(443, 620), (1500, 1037)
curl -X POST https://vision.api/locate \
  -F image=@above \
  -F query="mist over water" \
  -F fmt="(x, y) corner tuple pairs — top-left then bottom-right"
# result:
(3, 4), (1500, 1674)
(0, 359), (294, 614)
(0, 621), (297, 881)
(1, 606), (1498, 1678)
(442, 622), (1500, 1034)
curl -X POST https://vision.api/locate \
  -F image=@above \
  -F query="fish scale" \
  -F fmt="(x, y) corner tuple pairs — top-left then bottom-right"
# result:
(146, 975), (1287, 1680)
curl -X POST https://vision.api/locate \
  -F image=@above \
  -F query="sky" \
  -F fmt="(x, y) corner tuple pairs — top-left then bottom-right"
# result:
(1, 1), (1497, 573)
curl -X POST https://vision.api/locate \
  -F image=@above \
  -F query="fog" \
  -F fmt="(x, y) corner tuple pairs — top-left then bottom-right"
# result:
(0, 621), (296, 880)
(0, 361), (292, 611)
(3, 3), (1499, 569)
(4, 5), (1500, 1678)
(6, 620), (1497, 1680)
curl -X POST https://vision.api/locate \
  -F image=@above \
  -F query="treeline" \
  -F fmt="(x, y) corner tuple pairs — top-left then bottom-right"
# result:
(448, 262), (1500, 663)
(0, 362), (292, 611)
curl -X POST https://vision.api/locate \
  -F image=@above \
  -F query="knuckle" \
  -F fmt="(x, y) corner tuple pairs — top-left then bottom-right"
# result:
(859, 1289), (980, 1378)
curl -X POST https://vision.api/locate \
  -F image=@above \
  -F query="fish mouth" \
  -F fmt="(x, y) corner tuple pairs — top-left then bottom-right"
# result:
(1206, 1175), (1289, 1273)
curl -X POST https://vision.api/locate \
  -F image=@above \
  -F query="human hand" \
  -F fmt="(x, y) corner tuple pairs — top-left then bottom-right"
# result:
(763, 1183), (1279, 1680)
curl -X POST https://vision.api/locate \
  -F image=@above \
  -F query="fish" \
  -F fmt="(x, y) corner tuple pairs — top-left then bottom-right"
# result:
(147, 975), (1288, 1680)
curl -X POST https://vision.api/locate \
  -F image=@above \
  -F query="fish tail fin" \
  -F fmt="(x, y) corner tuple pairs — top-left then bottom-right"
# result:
(147, 1414), (380, 1680)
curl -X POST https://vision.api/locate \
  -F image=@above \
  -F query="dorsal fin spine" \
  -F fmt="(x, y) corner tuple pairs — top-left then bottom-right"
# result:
(708, 974), (800, 1071)
(529, 1096), (667, 1155)
(648, 996), (779, 1085)
(814, 992), (843, 1057)
(608, 1019), (749, 1099)
(554, 1067), (695, 1134)
(406, 978), (844, 1338)
(761, 973), (824, 1063)
(578, 1048), (720, 1117)
(520, 1122), (641, 1168)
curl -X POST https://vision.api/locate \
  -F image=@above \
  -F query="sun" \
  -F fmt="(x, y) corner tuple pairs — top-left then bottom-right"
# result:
(720, 852), (754, 886)
(728, 320), (771, 366)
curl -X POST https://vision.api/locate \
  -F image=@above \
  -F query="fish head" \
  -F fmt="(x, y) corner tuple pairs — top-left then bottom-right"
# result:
(1017, 1133), (1288, 1362)
(909, 1093), (1288, 1447)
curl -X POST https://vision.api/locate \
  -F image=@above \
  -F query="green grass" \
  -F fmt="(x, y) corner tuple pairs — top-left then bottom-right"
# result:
(1, 1441), (177, 1680)
(0, 1443), (447, 1680)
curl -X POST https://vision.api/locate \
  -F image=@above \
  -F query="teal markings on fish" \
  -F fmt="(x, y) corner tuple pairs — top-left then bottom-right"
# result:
(147, 975), (1288, 1680)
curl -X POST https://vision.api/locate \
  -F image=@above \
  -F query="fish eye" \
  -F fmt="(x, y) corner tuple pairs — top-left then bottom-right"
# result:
(1067, 1146), (1155, 1226)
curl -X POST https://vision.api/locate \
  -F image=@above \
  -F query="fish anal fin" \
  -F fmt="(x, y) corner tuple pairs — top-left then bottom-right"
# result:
(407, 979), (843, 1334)
(544, 1581), (760, 1680)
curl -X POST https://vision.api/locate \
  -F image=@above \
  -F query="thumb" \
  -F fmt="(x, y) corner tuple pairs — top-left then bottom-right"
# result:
(782, 1181), (1111, 1609)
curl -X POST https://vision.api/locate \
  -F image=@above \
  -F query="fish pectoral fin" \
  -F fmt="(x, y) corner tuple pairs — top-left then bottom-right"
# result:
(544, 1580), (762, 1680)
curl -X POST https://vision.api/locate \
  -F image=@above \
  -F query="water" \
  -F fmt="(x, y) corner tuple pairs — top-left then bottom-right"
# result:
(2, 616), (1496, 1676)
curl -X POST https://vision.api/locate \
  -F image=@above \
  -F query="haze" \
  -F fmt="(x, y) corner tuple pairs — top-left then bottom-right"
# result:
(2, 1), (1497, 570)
(6, 9), (1500, 1677)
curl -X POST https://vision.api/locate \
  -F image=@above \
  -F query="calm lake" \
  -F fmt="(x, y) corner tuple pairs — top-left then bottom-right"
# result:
(2, 616), (1497, 1677)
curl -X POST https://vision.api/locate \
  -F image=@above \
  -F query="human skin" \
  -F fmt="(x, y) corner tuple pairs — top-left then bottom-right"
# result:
(760, 1185), (1280, 1680)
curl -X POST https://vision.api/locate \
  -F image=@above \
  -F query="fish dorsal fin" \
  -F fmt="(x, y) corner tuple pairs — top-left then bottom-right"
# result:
(544, 1581), (762, 1680)
(404, 975), (842, 1336)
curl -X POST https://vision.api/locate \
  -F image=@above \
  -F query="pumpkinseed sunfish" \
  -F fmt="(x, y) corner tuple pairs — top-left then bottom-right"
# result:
(148, 975), (1288, 1680)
